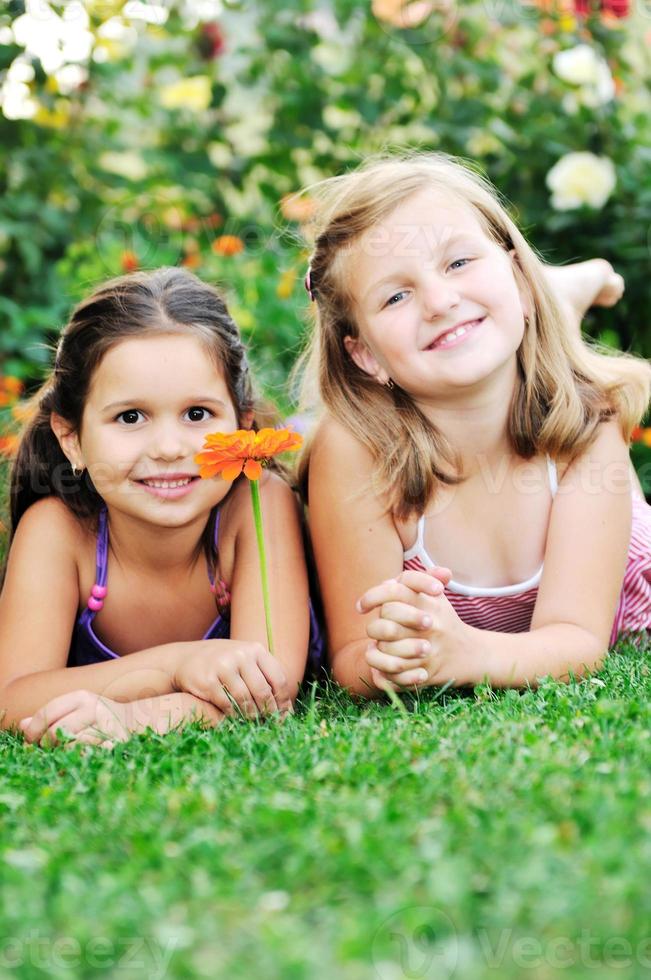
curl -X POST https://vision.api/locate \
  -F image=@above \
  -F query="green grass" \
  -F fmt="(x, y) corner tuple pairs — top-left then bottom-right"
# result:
(2, 640), (651, 979)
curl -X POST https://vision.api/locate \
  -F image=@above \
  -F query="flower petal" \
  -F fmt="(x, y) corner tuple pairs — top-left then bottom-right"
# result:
(243, 459), (263, 480)
(221, 461), (245, 481)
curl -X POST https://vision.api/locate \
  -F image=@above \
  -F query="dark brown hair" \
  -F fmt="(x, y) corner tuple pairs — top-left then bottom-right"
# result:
(5, 267), (257, 568)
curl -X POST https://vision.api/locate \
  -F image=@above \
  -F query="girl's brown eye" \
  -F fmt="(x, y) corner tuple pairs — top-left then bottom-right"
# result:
(186, 407), (212, 422)
(116, 410), (142, 425)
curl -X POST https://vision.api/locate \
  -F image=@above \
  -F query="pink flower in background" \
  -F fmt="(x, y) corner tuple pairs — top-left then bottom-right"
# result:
(198, 23), (226, 59)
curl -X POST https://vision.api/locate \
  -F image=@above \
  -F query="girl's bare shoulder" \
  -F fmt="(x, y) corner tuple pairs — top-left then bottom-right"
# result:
(310, 415), (374, 474)
(13, 496), (93, 552)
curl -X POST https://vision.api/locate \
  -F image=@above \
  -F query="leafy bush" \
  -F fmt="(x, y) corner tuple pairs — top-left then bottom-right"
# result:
(2, 2), (650, 384)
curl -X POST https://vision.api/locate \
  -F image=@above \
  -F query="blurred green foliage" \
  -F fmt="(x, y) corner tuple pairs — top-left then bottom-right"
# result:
(0, 0), (650, 397)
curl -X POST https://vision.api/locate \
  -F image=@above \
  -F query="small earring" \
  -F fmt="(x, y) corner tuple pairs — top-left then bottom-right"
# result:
(385, 378), (395, 390)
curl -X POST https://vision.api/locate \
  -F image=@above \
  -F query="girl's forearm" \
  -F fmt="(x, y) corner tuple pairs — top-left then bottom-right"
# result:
(330, 639), (385, 698)
(0, 641), (187, 729)
(120, 692), (224, 736)
(459, 623), (606, 688)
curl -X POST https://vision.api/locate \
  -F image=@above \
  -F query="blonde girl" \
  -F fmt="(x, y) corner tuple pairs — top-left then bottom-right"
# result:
(302, 153), (651, 695)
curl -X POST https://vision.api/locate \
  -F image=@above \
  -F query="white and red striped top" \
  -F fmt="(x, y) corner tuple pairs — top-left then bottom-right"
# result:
(403, 458), (651, 644)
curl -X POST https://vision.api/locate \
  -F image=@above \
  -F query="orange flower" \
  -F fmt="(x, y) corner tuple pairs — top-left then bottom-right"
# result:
(211, 235), (244, 257)
(195, 428), (303, 482)
(121, 250), (139, 273)
(2, 376), (24, 397)
(631, 427), (651, 446)
(0, 435), (19, 458)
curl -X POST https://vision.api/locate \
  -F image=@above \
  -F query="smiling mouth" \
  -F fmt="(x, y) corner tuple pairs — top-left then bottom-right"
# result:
(426, 317), (485, 350)
(136, 476), (200, 489)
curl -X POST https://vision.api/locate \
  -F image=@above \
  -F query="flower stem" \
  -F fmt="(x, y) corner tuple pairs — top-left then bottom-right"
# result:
(249, 478), (274, 655)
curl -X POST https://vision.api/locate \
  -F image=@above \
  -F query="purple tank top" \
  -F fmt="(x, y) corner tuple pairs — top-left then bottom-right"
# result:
(67, 508), (229, 667)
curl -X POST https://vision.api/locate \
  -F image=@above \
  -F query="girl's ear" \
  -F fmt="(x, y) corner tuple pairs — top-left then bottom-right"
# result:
(50, 413), (83, 469)
(240, 409), (255, 430)
(343, 336), (384, 380)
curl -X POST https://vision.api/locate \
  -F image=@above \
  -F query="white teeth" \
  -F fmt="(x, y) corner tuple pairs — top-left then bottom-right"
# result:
(435, 320), (480, 346)
(142, 478), (192, 489)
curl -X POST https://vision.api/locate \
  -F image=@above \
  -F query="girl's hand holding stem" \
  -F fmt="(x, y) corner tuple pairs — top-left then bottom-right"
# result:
(357, 568), (472, 692)
(172, 639), (293, 719)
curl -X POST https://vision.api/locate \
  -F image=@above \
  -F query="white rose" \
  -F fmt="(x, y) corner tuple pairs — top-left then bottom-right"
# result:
(553, 44), (614, 106)
(546, 152), (616, 211)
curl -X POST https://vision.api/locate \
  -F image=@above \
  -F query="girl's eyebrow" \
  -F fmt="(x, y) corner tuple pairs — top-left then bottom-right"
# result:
(100, 396), (229, 412)
(364, 232), (480, 301)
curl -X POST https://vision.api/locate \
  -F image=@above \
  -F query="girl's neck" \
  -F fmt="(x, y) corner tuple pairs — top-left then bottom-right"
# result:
(103, 508), (209, 576)
(416, 365), (517, 477)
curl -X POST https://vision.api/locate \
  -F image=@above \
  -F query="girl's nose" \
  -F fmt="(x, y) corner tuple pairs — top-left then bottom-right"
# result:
(149, 422), (189, 461)
(422, 272), (461, 319)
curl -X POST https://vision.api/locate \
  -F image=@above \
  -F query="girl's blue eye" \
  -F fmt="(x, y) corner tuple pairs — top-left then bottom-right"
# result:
(449, 257), (471, 270)
(386, 291), (407, 307)
(185, 406), (212, 422)
(116, 410), (143, 425)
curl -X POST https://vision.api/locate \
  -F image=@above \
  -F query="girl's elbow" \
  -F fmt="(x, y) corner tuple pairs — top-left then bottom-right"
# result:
(555, 630), (608, 684)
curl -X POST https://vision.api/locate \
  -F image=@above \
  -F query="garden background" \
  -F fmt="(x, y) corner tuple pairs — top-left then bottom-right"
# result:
(1, 0), (651, 491)
(2, 3), (651, 979)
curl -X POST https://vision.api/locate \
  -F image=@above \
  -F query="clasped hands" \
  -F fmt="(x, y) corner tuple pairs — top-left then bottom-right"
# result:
(357, 566), (469, 692)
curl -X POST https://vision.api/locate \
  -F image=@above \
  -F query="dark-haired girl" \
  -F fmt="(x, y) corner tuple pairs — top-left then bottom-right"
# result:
(0, 268), (311, 746)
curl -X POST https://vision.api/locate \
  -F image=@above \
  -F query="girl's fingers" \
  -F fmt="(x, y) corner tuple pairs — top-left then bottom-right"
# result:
(238, 663), (279, 716)
(41, 705), (97, 746)
(379, 601), (434, 631)
(376, 637), (431, 659)
(20, 690), (92, 743)
(64, 728), (118, 749)
(367, 618), (416, 644)
(390, 667), (431, 687)
(357, 571), (447, 614)
(427, 565), (453, 586)
(366, 644), (428, 680)
(41, 720), (77, 748)
(370, 667), (399, 693)
(220, 676), (258, 718)
(357, 579), (422, 613)
(256, 654), (293, 714)
(205, 681), (240, 717)
(396, 569), (450, 594)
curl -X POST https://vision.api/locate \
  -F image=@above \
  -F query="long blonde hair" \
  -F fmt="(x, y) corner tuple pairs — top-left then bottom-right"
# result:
(298, 153), (651, 519)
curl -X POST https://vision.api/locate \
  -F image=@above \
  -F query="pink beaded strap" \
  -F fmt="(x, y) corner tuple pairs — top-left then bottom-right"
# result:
(86, 506), (231, 616)
(87, 583), (108, 611)
(86, 508), (109, 612)
(208, 507), (231, 612)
